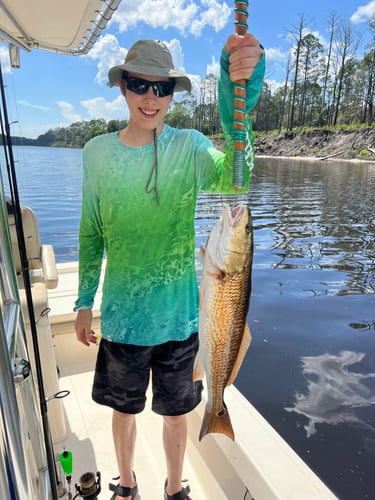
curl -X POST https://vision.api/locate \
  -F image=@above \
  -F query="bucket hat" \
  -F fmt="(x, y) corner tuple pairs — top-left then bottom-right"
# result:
(107, 40), (191, 92)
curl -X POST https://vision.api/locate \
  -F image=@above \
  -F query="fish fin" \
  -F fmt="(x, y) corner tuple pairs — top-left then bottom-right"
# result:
(226, 323), (252, 387)
(206, 270), (225, 280)
(193, 355), (205, 381)
(199, 402), (234, 441)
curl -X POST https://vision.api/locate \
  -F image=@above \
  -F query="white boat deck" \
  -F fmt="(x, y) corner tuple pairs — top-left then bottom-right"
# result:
(47, 262), (338, 500)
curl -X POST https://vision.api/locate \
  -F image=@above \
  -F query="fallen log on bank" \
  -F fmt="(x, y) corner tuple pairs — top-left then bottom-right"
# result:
(318, 151), (344, 161)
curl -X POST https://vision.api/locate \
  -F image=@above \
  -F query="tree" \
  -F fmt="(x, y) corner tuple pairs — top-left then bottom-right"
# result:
(332, 21), (360, 125)
(165, 101), (192, 128)
(362, 49), (375, 124)
(361, 19), (375, 125)
(107, 119), (128, 132)
(288, 14), (310, 130)
(193, 74), (220, 134)
(278, 51), (293, 131)
(254, 82), (279, 131)
(297, 33), (323, 126)
(36, 129), (55, 147)
(320, 12), (339, 126)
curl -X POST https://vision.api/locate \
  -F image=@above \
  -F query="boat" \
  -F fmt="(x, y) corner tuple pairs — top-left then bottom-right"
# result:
(0, 1), (338, 498)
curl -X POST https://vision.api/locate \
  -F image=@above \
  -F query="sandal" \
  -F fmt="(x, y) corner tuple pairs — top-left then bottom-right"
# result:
(164, 479), (191, 500)
(109, 472), (138, 499)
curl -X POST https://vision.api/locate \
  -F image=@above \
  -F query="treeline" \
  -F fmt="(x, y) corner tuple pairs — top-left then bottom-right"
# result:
(18, 119), (128, 148)
(254, 14), (375, 131)
(2, 119), (128, 148)
(7, 12), (375, 148)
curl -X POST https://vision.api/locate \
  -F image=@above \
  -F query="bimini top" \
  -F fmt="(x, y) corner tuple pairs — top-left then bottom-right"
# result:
(0, 0), (121, 55)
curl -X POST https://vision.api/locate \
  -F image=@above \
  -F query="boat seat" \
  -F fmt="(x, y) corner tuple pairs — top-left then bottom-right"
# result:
(7, 203), (58, 289)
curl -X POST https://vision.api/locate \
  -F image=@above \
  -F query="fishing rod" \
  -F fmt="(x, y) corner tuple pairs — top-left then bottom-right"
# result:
(232, 0), (249, 190)
(0, 61), (59, 500)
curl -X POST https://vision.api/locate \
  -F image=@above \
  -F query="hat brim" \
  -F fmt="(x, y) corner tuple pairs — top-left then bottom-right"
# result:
(107, 64), (191, 92)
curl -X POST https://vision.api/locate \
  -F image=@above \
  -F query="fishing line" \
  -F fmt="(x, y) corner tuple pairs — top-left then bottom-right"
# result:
(0, 66), (31, 204)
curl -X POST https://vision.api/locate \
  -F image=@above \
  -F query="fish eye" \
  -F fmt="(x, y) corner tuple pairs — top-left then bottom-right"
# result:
(245, 223), (252, 234)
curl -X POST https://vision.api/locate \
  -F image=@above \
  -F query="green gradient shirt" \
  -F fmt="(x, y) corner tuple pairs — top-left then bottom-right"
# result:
(74, 48), (265, 345)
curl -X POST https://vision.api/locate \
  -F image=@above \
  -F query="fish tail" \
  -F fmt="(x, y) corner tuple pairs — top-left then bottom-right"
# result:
(199, 402), (235, 442)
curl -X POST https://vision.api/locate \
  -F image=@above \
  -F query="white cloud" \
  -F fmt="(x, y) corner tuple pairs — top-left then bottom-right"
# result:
(264, 47), (288, 84)
(165, 38), (187, 73)
(265, 47), (288, 62)
(111, 0), (231, 37)
(81, 95), (129, 121)
(206, 56), (219, 77)
(85, 34), (127, 85)
(188, 74), (203, 94)
(17, 100), (49, 111)
(265, 79), (284, 93)
(351, 0), (375, 24)
(190, 0), (231, 36)
(56, 101), (82, 123)
(112, 0), (198, 34)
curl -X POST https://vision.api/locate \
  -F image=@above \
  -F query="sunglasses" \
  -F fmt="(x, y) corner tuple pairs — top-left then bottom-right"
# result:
(123, 77), (175, 97)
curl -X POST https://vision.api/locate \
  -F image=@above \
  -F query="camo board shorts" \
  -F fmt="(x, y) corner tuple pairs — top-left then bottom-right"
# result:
(92, 333), (203, 416)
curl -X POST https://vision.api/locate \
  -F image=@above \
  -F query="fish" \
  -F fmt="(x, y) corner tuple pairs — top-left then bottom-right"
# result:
(194, 203), (253, 441)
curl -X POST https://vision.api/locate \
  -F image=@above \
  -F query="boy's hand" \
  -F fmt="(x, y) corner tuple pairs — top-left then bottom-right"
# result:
(74, 309), (97, 346)
(225, 33), (263, 82)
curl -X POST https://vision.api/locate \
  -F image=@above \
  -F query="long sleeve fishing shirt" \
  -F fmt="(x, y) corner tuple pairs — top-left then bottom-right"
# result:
(74, 48), (265, 346)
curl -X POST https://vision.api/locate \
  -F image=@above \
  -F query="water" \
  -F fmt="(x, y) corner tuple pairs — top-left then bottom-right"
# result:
(2, 146), (375, 499)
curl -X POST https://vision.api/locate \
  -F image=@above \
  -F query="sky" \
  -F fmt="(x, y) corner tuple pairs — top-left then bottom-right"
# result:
(1, 0), (375, 139)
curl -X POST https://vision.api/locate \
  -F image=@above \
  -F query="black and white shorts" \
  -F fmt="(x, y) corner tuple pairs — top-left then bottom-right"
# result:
(92, 333), (203, 416)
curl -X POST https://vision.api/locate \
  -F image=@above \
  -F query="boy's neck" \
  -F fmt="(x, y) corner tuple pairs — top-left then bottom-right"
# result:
(119, 123), (163, 147)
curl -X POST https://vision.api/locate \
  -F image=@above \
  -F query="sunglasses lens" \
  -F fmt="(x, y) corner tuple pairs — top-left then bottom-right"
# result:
(125, 79), (148, 94)
(153, 81), (175, 97)
(124, 78), (175, 97)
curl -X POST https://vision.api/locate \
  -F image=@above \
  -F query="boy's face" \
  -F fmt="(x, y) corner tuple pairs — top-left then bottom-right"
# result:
(121, 72), (173, 132)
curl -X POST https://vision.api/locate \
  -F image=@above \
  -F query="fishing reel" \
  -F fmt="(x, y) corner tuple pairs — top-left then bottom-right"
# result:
(59, 451), (101, 499)
(74, 471), (101, 499)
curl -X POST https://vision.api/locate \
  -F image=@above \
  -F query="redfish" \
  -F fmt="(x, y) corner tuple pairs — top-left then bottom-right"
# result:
(194, 203), (253, 441)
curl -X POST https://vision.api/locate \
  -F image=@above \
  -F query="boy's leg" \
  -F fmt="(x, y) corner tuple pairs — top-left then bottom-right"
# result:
(152, 334), (202, 497)
(112, 410), (137, 500)
(163, 414), (187, 496)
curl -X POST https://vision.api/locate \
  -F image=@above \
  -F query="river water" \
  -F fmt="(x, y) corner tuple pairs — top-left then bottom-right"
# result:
(2, 146), (375, 499)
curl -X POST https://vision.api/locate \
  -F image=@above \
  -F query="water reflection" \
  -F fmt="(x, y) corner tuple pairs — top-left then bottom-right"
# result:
(285, 351), (375, 438)
(249, 158), (375, 296)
